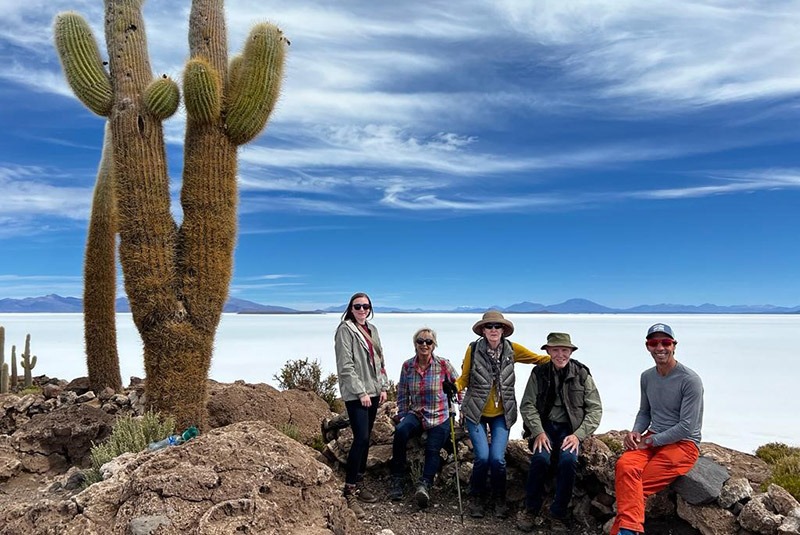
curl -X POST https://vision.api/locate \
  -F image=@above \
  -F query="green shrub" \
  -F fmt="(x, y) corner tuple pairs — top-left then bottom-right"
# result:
(599, 435), (623, 455)
(310, 434), (326, 451)
(82, 411), (175, 488)
(273, 358), (338, 410)
(279, 423), (300, 442)
(755, 442), (800, 465)
(763, 453), (800, 501)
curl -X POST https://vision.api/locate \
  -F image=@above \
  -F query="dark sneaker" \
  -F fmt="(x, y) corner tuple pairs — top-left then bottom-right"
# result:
(415, 482), (430, 508)
(516, 508), (538, 532)
(494, 500), (509, 519)
(356, 486), (378, 503)
(389, 477), (404, 501)
(469, 497), (486, 518)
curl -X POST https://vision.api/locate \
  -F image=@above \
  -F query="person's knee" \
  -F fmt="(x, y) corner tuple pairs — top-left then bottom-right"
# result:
(529, 452), (549, 471)
(615, 453), (641, 477)
(558, 451), (578, 471)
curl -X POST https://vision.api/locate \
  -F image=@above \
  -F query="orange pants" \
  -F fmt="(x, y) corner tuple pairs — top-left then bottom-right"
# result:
(611, 440), (699, 535)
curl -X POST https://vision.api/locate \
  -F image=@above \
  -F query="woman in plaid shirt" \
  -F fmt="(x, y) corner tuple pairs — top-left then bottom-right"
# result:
(388, 327), (459, 508)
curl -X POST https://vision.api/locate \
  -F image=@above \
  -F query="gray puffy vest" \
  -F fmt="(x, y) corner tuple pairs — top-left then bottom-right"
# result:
(461, 338), (518, 429)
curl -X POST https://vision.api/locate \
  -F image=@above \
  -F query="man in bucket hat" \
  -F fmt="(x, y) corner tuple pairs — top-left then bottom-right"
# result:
(454, 310), (550, 519)
(517, 333), (603, 531)
(610, 323), (704, 535)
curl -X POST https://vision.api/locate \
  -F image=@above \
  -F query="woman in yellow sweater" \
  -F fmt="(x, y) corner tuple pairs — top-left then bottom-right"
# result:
(455, 310), (549, 519)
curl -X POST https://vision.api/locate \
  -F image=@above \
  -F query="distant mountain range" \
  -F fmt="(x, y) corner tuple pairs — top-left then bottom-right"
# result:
(0, 294), (798, 314)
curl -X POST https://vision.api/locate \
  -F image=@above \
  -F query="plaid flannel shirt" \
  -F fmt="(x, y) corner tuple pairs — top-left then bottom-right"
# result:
(396, 354), (459, 429)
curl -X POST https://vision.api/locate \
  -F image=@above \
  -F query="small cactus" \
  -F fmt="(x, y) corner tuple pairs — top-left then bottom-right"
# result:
(0, 363), (8, 394)
(20, 334), (37, 388)
(10, 345), (17, 389)
(0, 325), (5, 380)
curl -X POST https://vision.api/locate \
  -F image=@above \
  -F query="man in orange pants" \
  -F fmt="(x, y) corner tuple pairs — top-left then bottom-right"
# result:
(611, 323), (704, 535)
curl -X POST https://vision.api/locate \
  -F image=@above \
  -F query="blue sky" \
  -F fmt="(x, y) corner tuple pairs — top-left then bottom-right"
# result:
(1, 1), (799, 311)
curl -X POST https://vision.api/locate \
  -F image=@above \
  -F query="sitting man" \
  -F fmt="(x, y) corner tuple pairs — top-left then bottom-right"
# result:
(611, 323), (704, 535)
(517, 332), (603, 531)
(389, 327), (459, 508)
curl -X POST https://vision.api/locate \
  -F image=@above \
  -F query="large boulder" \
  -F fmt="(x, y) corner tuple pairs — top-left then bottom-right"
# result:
(206, 381), (332, 446)
(0, 420), (364, 535)
(672, 456), (730, 505)
(11, 403), (114, 472)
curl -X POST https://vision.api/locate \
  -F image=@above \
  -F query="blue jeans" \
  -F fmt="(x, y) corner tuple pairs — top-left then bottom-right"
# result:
(466, 415), (510, 497)
(391, 413), (450, 484)
(524, 420), (579, 518)
(344, 397), (379, 485)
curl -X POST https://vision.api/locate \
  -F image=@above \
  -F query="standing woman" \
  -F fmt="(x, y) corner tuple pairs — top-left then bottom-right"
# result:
(456, 310), (550, 519)
(334, 292), (389, 519)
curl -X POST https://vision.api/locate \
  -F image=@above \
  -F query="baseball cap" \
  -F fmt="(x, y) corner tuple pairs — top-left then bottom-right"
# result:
(646, 323), (675, 339)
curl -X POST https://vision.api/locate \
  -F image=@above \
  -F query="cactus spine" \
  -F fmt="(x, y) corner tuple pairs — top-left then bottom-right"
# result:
(10, 345), (17, 389)
(20, 334), (36, 388)
(54, 0), (287, 430)
(84, 122), (123, 394)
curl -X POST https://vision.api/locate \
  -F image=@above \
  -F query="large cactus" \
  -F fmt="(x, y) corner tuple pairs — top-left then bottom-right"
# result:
(83, 123), (122, 394)
(20, 334), (37, 388)
(54, 0), (287, 430)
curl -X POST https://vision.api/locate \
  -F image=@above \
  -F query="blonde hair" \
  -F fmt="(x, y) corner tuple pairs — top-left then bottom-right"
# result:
(412, 327), (438, 349)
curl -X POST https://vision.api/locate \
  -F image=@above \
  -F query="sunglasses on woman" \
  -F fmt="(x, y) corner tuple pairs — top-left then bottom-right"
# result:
(415, 338), (434, 346)
(484, 323), (505, 330)
(352, 303), (371, 310)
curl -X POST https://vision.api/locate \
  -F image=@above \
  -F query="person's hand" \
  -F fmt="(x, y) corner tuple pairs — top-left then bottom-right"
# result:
(379, 391), (387, 404)
(391, 413), (402, 424)
(561, 434), (580, 454)
(442, 378), (458, 398)
(360, 394), (372, 407)
(623, 431), (642, 451)
(532, 432), (551, 453)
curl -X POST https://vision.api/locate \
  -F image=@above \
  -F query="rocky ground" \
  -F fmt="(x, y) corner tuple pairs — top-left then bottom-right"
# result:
(0, 377), (791, 535)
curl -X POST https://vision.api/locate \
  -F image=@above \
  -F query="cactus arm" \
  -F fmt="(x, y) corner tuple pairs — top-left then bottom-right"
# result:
(1, 363), (8, 394)
(183, 59), (222, 124)
(142, 76), (181, 120)
(84, 122), (123, 393)
(53, 12), (113, 116)
(224, 23), (287, 146)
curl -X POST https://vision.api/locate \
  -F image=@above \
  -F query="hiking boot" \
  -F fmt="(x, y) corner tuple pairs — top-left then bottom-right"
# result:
(345, 493), (366, 519)
(469, 496), (486, 518)
(356, 485), (378, 503)
(414, 482), (431, 508)
(494, 501), (509, 519)
(516, 508), (538, 532)
(388, 476), (404, 501)
(546, 510), (573, 532)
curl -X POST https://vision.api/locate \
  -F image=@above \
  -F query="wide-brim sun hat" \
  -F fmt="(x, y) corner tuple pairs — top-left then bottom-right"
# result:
(541, 332), (578, 351)
(472, 310), (514, 337)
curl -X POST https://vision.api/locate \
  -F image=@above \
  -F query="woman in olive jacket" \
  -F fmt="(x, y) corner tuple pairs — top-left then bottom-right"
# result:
(334, 292), (388, 518)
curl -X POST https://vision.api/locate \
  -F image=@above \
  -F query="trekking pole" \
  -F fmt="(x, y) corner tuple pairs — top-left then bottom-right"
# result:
(446, 390), (464, 524)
